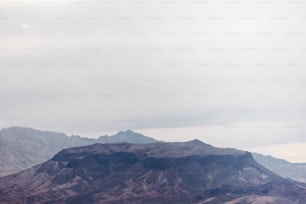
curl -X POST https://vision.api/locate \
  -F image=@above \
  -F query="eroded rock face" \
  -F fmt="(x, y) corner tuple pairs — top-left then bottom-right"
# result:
(0, 141), (305, 204)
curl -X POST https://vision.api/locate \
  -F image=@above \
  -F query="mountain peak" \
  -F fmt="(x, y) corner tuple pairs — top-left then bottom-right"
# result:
(114, 129), (143, 136)
(187, 139), (206, 144)
(118, 129), (135, 134)
(98, 130), (157, 144)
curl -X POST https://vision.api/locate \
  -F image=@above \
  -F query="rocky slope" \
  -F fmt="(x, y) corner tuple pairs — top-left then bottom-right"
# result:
(0, 141), (305, 204)
(0, 127), (156, 177)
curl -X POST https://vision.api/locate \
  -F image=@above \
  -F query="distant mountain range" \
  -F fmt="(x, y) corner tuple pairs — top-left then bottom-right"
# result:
(2, 126), (306, 185)
(252, 153), (306, 183)
(1, 140), (306, 204)
(0, 127), (157, 177)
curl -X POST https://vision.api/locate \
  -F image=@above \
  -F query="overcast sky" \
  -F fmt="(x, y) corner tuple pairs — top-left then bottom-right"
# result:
(1, 0), (306, 162)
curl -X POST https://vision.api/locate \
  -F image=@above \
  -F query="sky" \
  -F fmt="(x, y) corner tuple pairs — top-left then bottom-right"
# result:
(1, 0), (306, 162)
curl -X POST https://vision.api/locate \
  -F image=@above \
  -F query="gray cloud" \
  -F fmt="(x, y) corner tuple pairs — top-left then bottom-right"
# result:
(0, 0), (306, 150)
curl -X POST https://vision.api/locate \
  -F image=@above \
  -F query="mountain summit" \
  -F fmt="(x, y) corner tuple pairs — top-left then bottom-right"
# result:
(97, 129), (157, 144)
(0, 141), (305, 204)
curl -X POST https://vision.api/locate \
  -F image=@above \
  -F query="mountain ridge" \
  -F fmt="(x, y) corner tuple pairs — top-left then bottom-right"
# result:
(0, 126), (157, 177)
(0, 141), (305, 204)
(252, 153), (306, 183)
(3, 126), (306, 185)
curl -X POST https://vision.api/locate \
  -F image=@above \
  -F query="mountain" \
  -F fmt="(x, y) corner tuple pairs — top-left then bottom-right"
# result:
(253, 153), (306, 183)
(97, 130), (157, 144)
(0, 127), (157, 177)
(0, 141), (305, 204)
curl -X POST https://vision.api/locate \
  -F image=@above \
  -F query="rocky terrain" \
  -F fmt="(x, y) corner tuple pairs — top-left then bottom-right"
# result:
(0, 140), (305, 204)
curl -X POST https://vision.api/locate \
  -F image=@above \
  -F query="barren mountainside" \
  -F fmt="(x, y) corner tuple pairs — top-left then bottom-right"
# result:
(0, 141), (305, 204)
(2, 126), (306, 185)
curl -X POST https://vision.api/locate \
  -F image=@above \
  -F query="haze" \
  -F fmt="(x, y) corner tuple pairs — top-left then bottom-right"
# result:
(1, 0), (306, 162)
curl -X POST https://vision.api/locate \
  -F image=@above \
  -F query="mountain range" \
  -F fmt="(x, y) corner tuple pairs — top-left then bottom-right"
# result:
(253, 153), (306, 183)
(1, 140), (306, 204)
(0, 127), (156, 177)
(1, 126), (306, 184)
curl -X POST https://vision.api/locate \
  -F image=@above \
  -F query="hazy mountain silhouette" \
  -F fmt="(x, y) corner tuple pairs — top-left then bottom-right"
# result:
(0, 127), (157, 177)
(253, 153), (306, 183)
(97, 129), (156, 144)
(0, 141), (305, 204)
